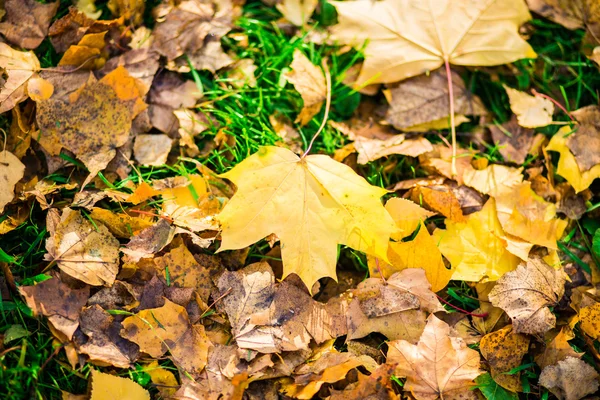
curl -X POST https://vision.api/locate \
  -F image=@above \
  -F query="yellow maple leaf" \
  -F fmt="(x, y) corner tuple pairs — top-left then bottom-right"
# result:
(217, 146), (396, 291)
(331, 0), (536, 86)
(546, 125), (600, 193)
(432, 198), (520, 282)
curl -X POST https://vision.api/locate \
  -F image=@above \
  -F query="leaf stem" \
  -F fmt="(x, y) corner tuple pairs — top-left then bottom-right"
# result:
(302, 58), (332, 158)
(444, 58), (457, 176)
(436, 294), (488, 318)
(531, 88), (576, 122)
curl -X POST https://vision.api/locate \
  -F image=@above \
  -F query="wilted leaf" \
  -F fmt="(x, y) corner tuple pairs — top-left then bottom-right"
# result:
(0, 44), (41, 113)
(432, 199), (520, 282)
(0, 0), (58, 49)
(504, 85), (554, 128)
(388, 314), (483, 400)
(489, 258), (567, 335)
(58, 32), (107, 70)
(284, 50), (326, 126)
(331, 0), (536, 86)
(535, 327), (583, 369)
(46, 208), (120, 286)
(0, 150), (25, 213)
(480, 325), (530, 392)
(88, 208), (153, 239)
(354, 135), (433, 165)
(19, 276), (89, 340)
(90, 370), (150, 400)
(217, 146), (395, 292)
(385, 69), (486, 131)
(525, 0), (599, 41)
(539, 357), (599, 400)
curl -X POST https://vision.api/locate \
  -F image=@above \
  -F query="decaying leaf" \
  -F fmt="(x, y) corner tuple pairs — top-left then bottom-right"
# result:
(45, 208), (120, 286)
(217, 146), (395, 292)
(90, 369), (150, 400)
(463, 164), (524, 197)
(489, 258), (567, 335)
(567, 105), (600, 171)
(490, 116), (536, 164)
(329, 363), (399, 400)
(19, 276), (89, 341)
(331, 0), (536, 86)
(504, 85), (554, 128)
(480, 325), (530, 392)
(122, 219), (176, 262)
(433, 199), (520, 282)
(0, 150), (25, 213)
(0, 44), (41, 113)
(535, 327), (583, 369)
(0, 0), (59, 49)
(539, 357), (599, 400)
(385, 69), (486, 131)
(108, 0), (145, 25)
(578, 301), (600, 339)
(388, 314), (483, 400)
(284, 50), (326, 126)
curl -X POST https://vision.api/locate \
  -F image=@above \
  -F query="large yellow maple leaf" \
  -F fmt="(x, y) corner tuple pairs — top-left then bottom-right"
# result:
(217, 146), (396, 291)
(331, 0), (536, 86)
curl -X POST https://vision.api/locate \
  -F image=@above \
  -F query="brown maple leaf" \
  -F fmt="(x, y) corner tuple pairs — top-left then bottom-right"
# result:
(0, 0), (58, 49)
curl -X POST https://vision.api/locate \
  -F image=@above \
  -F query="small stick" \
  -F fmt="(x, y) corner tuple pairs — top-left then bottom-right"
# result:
(201, 287), (232, 318)
(444, 58), (458, 176)
(302, 58), (332, 158)
(531, 88), (576, 122)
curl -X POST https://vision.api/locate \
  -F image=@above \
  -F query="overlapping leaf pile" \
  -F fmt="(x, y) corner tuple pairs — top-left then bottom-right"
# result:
(1, 0), (600, 399)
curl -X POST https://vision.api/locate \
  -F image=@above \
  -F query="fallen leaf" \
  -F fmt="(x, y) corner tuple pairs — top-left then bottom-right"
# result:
(490, 116), (536, 164)
(525, 0), (599, 44)
(19, 276), (89, 340)
(539, 357), (599, 400)
(546, 125), (600, 193)
(354, 135), (433, 164)
(284, 50), (327, 126)
(76, 0), (103, 20)
(88, 208), (153, 239)
(474, 373), (519, 400)
(108, 0), (145, 25)
(388, 314), (483, 400)
(217, 146), (396, 292)
(407, 185), (467, 222)
(90, 369), (150, 400)
(276, 0), (318, 26)
(579, 301), (600, 339)
(432, 198), (521, 282)
(122, 219), (176, 262)
(171, 39), (234, 73)
(173, 109), (212, 156)
(0, 44), (41, 113)
(0, 0), (59, 49)
(489, 258), (567, 335)
(480, 325), (530, 392)
(143, 361), (178, 398)
(45, 208), (120, 286)
(0, 150), (25, 213)
(567, 105), (600, 171)
(331, 0), (536, 86)
(58, 32), (107, 70)
(385, 69), (486, 131)
(228, 58), (258, 88)
(420, 144), (476, 185)
(329, 362), (399, 400)
(535, 327), (583, 369)
(133, 134), (173, 166)
(504, 85), (554, 128)
(462, 164), (524, 197)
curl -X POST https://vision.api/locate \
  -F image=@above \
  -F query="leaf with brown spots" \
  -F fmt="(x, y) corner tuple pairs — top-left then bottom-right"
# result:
(539, 357), (599, 400)
(0, 0), (58, 49)
(489, 258), (567, 335)
(578, 301), (600, 339)
(535, 327), (583, 369)
(480, 325), (530, 392)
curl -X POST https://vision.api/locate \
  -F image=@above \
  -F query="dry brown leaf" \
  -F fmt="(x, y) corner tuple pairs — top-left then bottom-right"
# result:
(535, 327), (583, 369)
(19, 276), (89, 341)
(0, 150), (25, 213)
(480, 325), (530, 392)
(388, 314), (483, 400)
(490, 116), (536, 164)
(567, 105), (600, 171)
(489, 258), (567, 335)
(281, 350), (378, 399)
(45, 208), (120, 286)
(329, 362), (399, 400)
(173, 109), (212, 156)
(284, 50), (326, 126)
(0, 44), (41, 113)
(171, 40), (234, 73)
(99, 48), (159, 96)
(539, 357), (599, 400)
(0, 0), (59, 49)
(133, 134), (173, 166)
(122, 219), (176, 262)
(385, 69), (486, 131)
(90, 369), (150, 400)
(419, 144), (476, 185)
(331, 0), (536, 86)
(504, 85), (554, 128)
(269, 114), (303, 154)
(36, 67), (146, 182)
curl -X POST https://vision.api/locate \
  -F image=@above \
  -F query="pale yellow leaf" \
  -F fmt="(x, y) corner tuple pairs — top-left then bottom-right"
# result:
(504, 85), (554, 128)
(0, 150), (25, 213)
(90, 370), (150, 400)
(284, 50), (326, 126)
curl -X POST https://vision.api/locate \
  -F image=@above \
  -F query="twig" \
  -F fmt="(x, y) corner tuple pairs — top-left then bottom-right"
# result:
(201, 287), (232, 319)
(436, 294), (488, 318)
(444, 58), (458, 176)
(531, 88), (576, 122)
(302, 58), (332, 158)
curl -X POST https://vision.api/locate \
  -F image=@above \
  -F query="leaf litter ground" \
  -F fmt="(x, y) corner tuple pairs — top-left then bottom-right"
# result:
(1, 1), (600, 399)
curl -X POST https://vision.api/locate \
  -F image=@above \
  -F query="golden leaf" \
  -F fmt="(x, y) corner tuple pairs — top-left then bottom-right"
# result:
(0, 150), (25, 213)
(284, 50), (326, 126)
(89, 370), (150, 400)
(504, 85), (554, 128)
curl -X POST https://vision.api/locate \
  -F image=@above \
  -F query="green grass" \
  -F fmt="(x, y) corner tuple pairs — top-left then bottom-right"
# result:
(2, 0), (600, 398)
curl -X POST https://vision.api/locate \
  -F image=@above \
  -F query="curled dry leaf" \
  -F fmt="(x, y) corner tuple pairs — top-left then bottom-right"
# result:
(133, 134), (173, 166)
(0, 150), (25, 213)
(45, 208), (120, 286)
(0, 44), (41, 113)
(217, 146), (396, 292)
(88, 208), (153, 239)
(19, 276), (89, 341)
(90, 369), (150, 400)
(284, 50), (327, 126)
(331, 0), (536, 86)
(388, 314), (483, 400)
(489, 258), (567, 335)
(504, 85), (554, 128)
(385, 69), (486, 131)
(0, 0), (59, 49)
(480, 325), (530, 392)
(539, 357), (599, 400)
